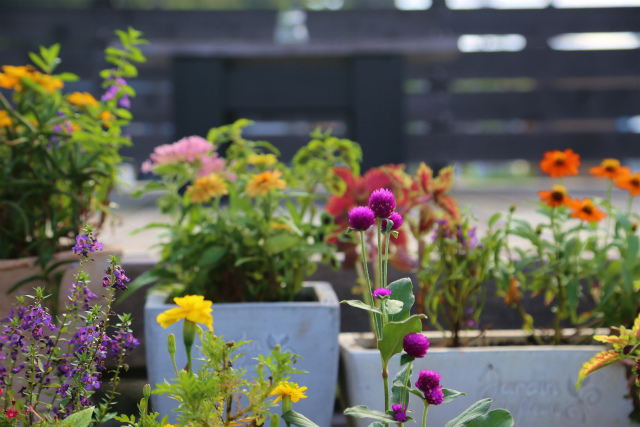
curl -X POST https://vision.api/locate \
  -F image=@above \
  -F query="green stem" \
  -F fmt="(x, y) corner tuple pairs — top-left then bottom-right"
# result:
(384, 227), (391, 289)
(382, 358), (390, 413)
(605, 180), (613, 245)
(360, 231), (380, 339)
(627, 194), (634, 217)
(422, 402), (430, 427)
(403, 361), (413, 408)
(378, 219), (383, 289)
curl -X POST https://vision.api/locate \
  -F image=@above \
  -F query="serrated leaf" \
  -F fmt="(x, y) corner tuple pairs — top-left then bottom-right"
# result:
(344, 406), (396, 423)
(444, 399), (492, 427)
(576, 349), (623, 389)
(465, 409), (514, 427)
(341, 300), (382, 315)
(282, 410), (321, 427)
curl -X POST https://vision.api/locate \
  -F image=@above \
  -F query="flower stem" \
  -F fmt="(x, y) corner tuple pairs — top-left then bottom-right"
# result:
(360, 231), (380, 339)
(605, 180), (613, 245)
(378, 219), (383, 289)
(384, 228), (391, 289)
(627, 194), (634, 216)
(382, 358), (390, 413)
(422, 402), (430, 427)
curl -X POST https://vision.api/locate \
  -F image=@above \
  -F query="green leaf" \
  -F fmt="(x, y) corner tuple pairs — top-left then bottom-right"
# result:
(625, 235), (639, 271)
(465, 409), (514, 427)
(387, 277), (415, 322)
(264, 233), (301, 255)
(56, 72), (80, 81)
(566, 278), (580, 313)
(442, 388), (466, 404)
(378, 315), (424, 366)
(115, 108), (133, 120)
(385, 299), (404, 315)
(391, 363), (412, 406)
(197, 246), (226, 268)
(271, 413), (280, 427)
(60, 407), (94, 427)
(344, 406), (396, 423)
(341, 300), (382, 315)
(282, 410), (321, 427)
(444, 399), (492, 427)
(400, 354), (414, 366)
(29, 52), (49, 72)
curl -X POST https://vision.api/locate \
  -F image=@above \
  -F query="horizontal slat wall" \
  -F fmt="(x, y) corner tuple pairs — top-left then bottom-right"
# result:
(1, 6), (639, 165)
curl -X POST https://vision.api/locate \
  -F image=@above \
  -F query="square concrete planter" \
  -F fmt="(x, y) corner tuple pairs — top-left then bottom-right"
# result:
(145, 282), (339, 426)
(339, 331), (633, 427)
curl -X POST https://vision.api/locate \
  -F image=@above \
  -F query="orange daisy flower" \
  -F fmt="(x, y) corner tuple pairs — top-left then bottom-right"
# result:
(615, 172), (640, 197)
(539, 149), (581, 178)
(538, 184), (572, 207)
(569, 198), (606, 223)
(589, 158), (630, 180)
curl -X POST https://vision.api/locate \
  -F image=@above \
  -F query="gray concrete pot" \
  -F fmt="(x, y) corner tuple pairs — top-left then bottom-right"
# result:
(144, 282), (339, 426)
(339, 332), (633, 427)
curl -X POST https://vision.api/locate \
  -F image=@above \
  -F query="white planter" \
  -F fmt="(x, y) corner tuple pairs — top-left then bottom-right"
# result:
(144, 282), (340, 426)
(339, 332), (633, 427)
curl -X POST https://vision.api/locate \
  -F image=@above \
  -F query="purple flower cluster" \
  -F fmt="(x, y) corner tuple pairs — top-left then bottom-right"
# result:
(372, 288), (392, 299)
(72, 234), (104, 257)
(101, 76), (130, 109)
(391, 404), (407, 422)
(433, 218), (480, 251)
(102, 265), (130, 291)
(415, 370), (444, 405)
(68, 282), (98, 309)
(347, 188), (403, 233)
(402, 333), (430, 358)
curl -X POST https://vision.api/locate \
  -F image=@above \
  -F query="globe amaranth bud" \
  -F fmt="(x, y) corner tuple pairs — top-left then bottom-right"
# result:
(403, 333), (430, 358)
(368, 188), (396, 219)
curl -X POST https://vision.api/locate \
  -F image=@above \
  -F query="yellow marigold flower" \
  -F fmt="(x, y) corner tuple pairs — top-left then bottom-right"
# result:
(68, 92), (99, 107)
(186, 173), (228, 204)
(100, 111), (115, 128)
(156, 295), (213, 331)
(247, 153), (278, 167)
(270, 382), (308, 403)
(0, 65), (32, 91)
(0, 110), (12, 128)
(32, 72), (64, 92)
(246, 169), (286, 197)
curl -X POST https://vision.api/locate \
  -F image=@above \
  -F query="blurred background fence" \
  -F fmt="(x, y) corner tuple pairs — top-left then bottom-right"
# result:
(1, 1), (638, 171)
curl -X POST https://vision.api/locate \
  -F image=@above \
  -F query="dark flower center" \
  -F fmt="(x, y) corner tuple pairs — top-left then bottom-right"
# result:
(631, 178), (640, 187)
(551, 191), (564, 202)
(582, 205), (593, 214)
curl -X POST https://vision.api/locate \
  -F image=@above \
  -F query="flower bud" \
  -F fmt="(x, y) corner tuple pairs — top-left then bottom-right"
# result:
(168, 333), (176, 356)
(510, 204), (517, 213)
(143, 384), (151, 401)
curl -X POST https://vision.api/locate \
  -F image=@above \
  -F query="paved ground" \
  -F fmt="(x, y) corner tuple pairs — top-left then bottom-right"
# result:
(101, 176), (634, 259)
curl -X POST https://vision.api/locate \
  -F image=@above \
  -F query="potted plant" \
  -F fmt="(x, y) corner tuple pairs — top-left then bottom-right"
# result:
(0, 226), (139, 427)
(331, 154), (637, 426)
(0, 28), (146, 315)
(130, 121), (362, 426)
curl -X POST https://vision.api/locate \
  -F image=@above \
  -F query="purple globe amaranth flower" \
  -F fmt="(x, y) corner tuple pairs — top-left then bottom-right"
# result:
(382, 211), (403, 231)
(372, 288), (392, 299)
(369, 188), (396, 219)
(348, 206), (375, 231)
(415, 370), (444, 405)
(403, 333), (430, 358)
(391, 404), (407, 422)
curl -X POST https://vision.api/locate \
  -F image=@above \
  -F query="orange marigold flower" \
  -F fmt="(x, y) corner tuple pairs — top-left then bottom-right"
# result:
(246, 169), (286, 197)
(186, 173), (228, 203)
(589, 158), (630, 180)
(100, 111), (115, 128)
(539, 149), (581, 178)
(538, 184), (572, 207)
(0, 110), (11, 128)
(615, 172), (640, 197)
(68, 92), (99, 107)
(32, 72), (64, 92)
(0, 65), (32, 91)
(569, 198), (606, 223)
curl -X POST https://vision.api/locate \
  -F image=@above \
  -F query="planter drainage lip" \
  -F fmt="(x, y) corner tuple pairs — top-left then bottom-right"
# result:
(145, 280), (338, 308)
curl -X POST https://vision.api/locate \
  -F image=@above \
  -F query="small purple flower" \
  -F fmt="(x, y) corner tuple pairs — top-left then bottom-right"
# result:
(81, 372), (101, 390)
(57, 383), (70, 398)
(101, 85), (119, 101)
(372, 288), (392, 299)
(402, 333), (430, 358)
(415, 370), (444, 405)
(382, 211), (403, 231)
(348, 206), (375, 231)
(391, 404), (407, 422)
(72, 234), (103, 257)
(119, 93), (131, 109)
(368, 188), (396, 219)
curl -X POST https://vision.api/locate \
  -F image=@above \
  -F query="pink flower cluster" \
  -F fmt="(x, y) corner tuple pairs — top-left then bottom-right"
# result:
(141, 136), (230, 178)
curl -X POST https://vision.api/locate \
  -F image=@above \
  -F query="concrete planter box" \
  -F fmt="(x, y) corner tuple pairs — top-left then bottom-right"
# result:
(145, 282), (340, 426)
(339, 332), (633, 427)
